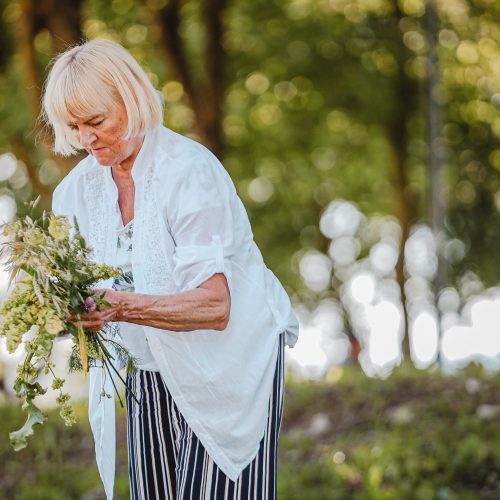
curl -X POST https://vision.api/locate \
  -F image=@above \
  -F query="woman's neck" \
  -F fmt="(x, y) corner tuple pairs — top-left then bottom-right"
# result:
(112, 135), (144, 179)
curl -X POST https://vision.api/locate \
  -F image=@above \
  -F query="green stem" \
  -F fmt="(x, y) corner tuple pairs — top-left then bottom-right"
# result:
(93, 331), (139, 405)
(41, 356), (66, 401)
(105, 356), (140, 405)
(93, 331), (114, 361)
(24, 351), (34, 366)
(103, 359), (124, 408)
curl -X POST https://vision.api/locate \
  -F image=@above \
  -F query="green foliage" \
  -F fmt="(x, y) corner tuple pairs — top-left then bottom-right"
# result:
(1, 365), (499, 498)
(0, 403), (129, 499)
(279, 363), (500, 499)
(0, 0), (499, 294)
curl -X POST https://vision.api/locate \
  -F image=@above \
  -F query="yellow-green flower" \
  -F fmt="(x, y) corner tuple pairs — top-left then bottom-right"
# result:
(24, 228), (45, 246)
(51, 377), (65, 390)
(44, 313), (65, 336)
(48, 216), (70, 241)
(59, 403), (77, 426)
(2, 221), (22, 238)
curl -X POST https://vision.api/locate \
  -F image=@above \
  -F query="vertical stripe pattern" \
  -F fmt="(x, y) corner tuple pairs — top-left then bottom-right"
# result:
(126, 334), (285, 500)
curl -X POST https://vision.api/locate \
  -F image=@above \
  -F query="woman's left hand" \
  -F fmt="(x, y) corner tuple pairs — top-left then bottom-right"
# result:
(67, 289), (122, 332)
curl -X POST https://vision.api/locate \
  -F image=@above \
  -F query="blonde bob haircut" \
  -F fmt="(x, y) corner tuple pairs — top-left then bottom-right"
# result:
(42, 39), (163, 156)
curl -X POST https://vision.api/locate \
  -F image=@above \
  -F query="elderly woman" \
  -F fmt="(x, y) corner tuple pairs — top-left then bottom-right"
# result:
(43, 39), (298, 500)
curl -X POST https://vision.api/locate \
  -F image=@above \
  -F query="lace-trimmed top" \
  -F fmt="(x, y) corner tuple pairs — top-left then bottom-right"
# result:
(112, 218), (158, 372)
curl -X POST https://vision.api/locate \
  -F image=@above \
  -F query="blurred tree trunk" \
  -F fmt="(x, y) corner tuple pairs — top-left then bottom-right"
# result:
(149, 0), (228, 157)
(386, 5), (418, 364)
(387, 124), (411, 363)
(18, 0), (84, 119)
(18, 0), (42, 121)
(425, 0), (446, 367)
(16, 0), (84, 187)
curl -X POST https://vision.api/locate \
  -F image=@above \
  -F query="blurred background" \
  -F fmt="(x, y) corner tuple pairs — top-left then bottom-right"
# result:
(0, 0), (499, 498)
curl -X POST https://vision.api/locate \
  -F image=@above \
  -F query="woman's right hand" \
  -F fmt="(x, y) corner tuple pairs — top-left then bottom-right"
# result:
(67, 289), (123, 331)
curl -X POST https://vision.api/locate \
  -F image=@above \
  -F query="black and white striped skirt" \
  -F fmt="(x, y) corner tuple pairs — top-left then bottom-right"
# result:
(125, 334), (285, 500)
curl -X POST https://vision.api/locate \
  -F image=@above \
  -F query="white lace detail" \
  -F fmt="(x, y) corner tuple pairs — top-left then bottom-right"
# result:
(137, 163), (176, 294)
(84, 168), (108, 263)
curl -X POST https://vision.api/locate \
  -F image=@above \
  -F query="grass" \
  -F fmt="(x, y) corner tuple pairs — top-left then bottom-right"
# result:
(0, 362), (499, 499)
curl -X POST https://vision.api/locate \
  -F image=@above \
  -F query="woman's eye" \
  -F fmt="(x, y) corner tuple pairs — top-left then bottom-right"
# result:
(90, 120), (103, 127)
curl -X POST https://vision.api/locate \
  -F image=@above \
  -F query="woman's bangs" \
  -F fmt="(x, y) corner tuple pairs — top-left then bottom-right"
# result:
(61, 68), (116, 123)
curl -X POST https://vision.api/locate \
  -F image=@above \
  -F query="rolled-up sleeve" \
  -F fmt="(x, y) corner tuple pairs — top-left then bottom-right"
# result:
(168, 153), (236, 292)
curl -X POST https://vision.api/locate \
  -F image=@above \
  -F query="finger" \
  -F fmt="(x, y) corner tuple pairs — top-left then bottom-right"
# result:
(69, 320), (106, 332)
(87, 322), (106, 332)
(83, 322), (105, 332)
(71, 311), (102, 321)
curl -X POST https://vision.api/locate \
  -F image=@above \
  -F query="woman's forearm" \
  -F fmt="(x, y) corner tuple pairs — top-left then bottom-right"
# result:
(69, 275), (230, 333)
(116, 286), (230, 332)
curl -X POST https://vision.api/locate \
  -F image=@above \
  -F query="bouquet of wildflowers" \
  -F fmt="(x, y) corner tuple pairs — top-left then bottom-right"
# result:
(0, 199), (136, 451)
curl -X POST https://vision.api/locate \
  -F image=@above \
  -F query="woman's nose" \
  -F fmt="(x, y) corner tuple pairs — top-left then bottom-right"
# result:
(79, 129), (97, 148)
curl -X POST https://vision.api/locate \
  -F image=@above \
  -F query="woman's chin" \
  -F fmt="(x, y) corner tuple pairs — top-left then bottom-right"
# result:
(92, 152), (114, 166)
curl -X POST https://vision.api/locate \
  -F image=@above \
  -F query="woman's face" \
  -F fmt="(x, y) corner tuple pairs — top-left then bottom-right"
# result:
(68, 101), (143, 169)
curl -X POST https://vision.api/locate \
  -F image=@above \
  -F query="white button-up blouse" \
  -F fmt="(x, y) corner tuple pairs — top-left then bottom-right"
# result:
(52, 125), (299, 499)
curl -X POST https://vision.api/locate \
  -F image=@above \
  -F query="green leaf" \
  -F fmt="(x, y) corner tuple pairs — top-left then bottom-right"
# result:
(32, 277), (44, 305)
(9, 403), (47, 451)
